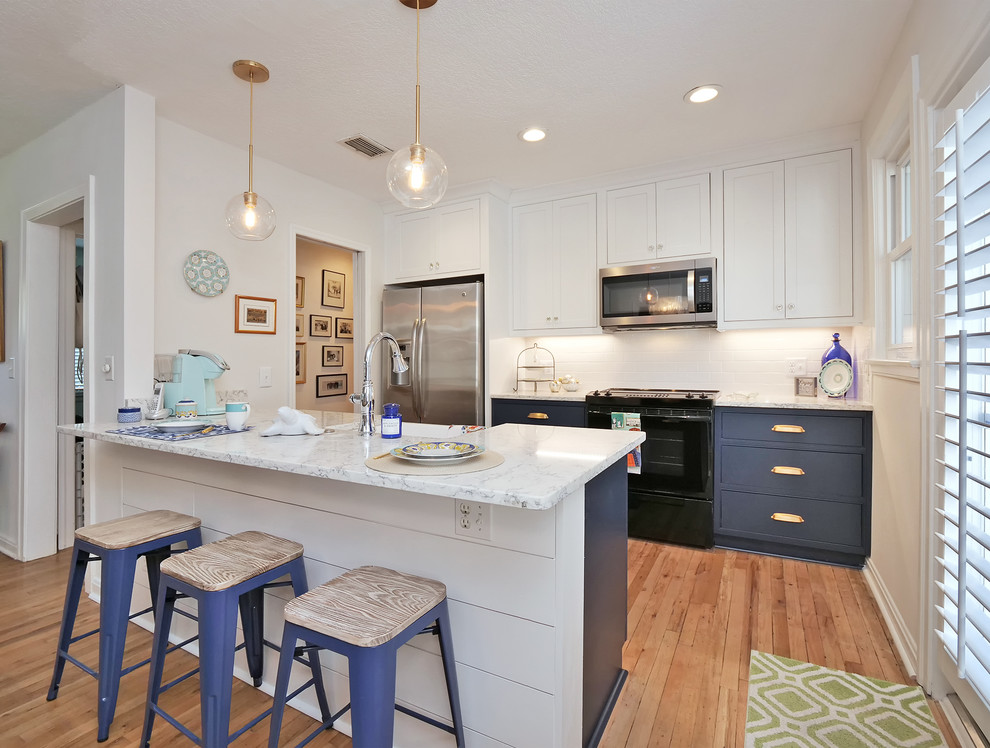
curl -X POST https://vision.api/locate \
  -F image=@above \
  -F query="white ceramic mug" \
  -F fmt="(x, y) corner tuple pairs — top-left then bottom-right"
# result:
(225, 401), (250, 430)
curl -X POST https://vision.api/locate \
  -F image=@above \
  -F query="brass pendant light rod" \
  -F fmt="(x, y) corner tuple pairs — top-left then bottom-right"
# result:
(414, 0), (422, 148)
(232, 60), (270, 202)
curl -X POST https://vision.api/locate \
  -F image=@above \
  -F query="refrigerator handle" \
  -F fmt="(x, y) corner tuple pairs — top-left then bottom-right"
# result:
(411, 318), (423, 420)
(418, 317), (428, 419)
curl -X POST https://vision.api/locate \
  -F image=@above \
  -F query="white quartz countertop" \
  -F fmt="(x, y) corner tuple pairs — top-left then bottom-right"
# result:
(491, 391), (587, 402)
(715, 393), (873, 411)
(60, 412), (644, 511)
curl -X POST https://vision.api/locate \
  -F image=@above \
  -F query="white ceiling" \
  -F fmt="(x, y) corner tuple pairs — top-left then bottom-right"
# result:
(0, 0), (912, 204)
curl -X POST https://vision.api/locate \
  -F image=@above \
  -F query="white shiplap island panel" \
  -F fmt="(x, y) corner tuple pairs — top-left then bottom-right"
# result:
(64, 415), (643, 748)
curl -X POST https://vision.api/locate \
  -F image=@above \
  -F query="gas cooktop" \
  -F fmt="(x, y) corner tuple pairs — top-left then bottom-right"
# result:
(587, 387), (719, 402)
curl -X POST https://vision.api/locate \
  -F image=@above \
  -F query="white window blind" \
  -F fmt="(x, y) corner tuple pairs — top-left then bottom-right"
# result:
(935, 73), (990, 705)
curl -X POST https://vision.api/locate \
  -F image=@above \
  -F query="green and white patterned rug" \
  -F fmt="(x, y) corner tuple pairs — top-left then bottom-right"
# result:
(746, 651), (948, 747)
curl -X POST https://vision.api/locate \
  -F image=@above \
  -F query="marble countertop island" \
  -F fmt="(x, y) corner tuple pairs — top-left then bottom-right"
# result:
(61, 411), (643, 510)
(67, 410), (642, 747)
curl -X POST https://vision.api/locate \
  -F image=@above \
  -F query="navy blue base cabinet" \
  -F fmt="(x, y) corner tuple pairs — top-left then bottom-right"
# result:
(714, 407), (873, 567)
(491, 397), (586, 427)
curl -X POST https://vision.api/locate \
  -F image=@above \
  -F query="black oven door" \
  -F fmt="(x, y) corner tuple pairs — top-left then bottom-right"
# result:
(587, 406), (714, 548)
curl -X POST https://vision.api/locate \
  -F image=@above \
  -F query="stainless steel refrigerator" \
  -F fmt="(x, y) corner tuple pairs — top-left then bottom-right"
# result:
(381, 281), (484, 425)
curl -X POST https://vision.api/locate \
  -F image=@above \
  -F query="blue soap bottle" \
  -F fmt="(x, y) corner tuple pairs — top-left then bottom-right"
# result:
(381, 403), (402, 439)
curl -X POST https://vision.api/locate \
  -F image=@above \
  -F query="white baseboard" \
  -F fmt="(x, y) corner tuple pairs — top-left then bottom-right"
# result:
(863, 558), (919, 677)
(0, 535), (19, 560)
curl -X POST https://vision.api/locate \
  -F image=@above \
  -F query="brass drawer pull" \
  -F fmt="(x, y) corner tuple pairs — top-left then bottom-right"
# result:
(772, 424), (805, 433)
(771, 512), (805, 523)
(527, 412), (549, 420)
(771, 466), (805, 476)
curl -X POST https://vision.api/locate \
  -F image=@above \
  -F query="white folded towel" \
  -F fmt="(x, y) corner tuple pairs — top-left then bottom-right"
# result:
(260, 406), (325, 436)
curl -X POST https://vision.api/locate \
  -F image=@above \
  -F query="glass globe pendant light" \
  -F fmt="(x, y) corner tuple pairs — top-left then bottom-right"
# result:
(225, 60), (276, 240)
(386, 0), (448, 209)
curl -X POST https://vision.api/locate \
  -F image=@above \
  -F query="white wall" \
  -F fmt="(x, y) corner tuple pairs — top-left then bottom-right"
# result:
(154, 118), (383, 415)
(294, 239), (355, 411)
(491, 327), (860, 400)
(857, 0), (990, 687)
(0, 86), (156, 559)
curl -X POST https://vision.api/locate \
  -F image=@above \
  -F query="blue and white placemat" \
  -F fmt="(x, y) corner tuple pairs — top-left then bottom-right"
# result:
(108, 424), (253, 441)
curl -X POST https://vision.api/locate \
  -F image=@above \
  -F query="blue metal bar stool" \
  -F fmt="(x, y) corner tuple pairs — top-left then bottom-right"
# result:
(268, 565), (465, 748)
(141, 530), (329, 748)
(47, 509), (203, 742)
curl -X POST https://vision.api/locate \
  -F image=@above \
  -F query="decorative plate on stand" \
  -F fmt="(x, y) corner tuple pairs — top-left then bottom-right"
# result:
(183, 250), (230, 297)
(818, 359), (853, 397)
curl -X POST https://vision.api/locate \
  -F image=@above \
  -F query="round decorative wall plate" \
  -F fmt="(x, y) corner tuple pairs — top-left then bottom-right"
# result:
(183, 250), (230, 297)
(819, 358), (853, 397)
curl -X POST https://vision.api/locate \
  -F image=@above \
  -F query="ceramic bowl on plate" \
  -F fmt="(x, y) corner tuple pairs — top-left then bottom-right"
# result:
(153, 420), (209, 434)
(390, 441), (484, 463)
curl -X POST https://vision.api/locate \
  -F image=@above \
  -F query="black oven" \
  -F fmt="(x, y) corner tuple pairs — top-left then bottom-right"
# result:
(586, 389), (717, 548)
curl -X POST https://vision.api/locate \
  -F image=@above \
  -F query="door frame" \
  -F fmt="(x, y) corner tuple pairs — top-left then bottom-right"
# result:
(18, 180), (93, 560)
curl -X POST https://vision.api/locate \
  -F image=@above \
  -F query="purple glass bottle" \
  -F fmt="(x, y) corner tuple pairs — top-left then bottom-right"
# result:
(821, 333), (852, 366)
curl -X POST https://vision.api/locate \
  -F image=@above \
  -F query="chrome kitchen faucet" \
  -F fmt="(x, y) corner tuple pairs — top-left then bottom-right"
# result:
(350, 332), (410, 437)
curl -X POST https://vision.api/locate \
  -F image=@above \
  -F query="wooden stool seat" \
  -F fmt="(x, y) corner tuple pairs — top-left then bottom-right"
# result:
(142, 530), (323, 748)
(48, 510), (202, 742)
(284, 565), (446, 648)
(269, 565), (464, 748)
(75, 509), (201, 549)
(160, 530), (303, 592)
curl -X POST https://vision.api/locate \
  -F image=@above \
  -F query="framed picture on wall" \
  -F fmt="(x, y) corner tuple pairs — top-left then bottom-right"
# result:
(322, 270), (345, 308)
(295, 276), (305, 307)
(316, 373), (347, 397)
(310, 314), (332, 337)
(295, 314), (304, 338)
(295, 342), (306, 384)
(335, 317), (354, 339)
(322, 345), (343, 367)
(234, 295), (277, 334)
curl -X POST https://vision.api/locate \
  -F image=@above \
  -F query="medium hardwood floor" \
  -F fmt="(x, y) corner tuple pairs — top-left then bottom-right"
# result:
(0, 542), (956, 747)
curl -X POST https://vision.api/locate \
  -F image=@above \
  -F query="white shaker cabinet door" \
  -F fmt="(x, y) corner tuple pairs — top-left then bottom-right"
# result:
(656, 173), (711, 260)
(391, 211), (435, 280)
(553, 194), (598, 329)
(723, 162), (786, 322)
(784, 150), (853, 319)
(434, 199), (482, 276)
(511, 194), (597, 332)
(512, 202), (555, 330)
(606, 183), (656, 264)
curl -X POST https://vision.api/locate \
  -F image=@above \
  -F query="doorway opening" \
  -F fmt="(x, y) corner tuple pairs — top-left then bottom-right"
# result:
(19, 185), (90, 561)
(294, 238), (357, 411)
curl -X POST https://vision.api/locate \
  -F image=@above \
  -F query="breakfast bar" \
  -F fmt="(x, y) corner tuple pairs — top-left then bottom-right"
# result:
(61, 414), (644, 748)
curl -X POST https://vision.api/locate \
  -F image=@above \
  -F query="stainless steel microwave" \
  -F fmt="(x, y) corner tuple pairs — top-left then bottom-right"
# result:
(600, 258), (717, 330)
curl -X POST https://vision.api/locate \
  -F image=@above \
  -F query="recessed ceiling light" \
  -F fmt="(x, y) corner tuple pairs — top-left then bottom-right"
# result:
(684, 85), (721, 104)
(519, 127), (548, 142)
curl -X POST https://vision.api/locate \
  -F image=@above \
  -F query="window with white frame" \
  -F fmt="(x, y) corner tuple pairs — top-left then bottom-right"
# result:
(889, 150), (914, 349)
(880, 142), (915, 356)
(933, 65), (990, 712)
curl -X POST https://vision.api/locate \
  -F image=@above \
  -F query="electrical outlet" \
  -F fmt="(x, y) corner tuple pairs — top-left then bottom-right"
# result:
(454, 501), (491, 541)
(785, 357), (807, 376)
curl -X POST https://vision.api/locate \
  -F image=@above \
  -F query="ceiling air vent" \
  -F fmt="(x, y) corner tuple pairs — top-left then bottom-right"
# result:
(338, 134), (392, 159)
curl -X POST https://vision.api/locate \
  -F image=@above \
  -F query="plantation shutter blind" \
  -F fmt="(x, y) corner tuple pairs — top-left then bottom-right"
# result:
(934, 71), (990, 705)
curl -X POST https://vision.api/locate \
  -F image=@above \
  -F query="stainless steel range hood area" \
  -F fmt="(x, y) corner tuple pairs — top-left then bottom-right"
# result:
(600, 258), (717, 331)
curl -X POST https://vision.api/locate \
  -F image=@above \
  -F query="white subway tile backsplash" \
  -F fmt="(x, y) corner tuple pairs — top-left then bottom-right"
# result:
(493, 327), (855, 398)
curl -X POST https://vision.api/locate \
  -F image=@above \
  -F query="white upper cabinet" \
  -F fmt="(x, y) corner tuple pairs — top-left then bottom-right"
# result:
(722, 162), (786, 322)
(784, 151), (854, 320)
(386, 198), (483, 282)
(722, 149), (853, 325)
(512, 194), (598, 333)
(606, 173), (711, 264)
